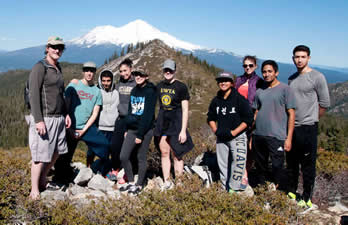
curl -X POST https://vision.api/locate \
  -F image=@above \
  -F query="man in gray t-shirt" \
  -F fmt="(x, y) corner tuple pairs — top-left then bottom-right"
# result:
(286, 45), (330, 209)
(252, 60), (296, 190)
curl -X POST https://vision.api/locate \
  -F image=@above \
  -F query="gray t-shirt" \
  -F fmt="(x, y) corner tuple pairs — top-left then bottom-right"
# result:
(288, 69), (330, 126)
(253, 82), (296, 140)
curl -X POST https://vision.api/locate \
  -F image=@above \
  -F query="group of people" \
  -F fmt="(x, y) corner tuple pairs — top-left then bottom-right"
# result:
(27, 36), (330, 211)
(27, 36), (193, 199)
(208, 46), (330, 210)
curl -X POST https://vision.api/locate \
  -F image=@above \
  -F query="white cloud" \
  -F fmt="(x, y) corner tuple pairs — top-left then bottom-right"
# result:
(0, 37), (15, 41)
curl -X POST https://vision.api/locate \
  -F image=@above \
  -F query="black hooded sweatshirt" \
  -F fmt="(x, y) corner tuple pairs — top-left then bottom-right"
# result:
(125, 82), (157, 139)
(207, 88), (254, 141)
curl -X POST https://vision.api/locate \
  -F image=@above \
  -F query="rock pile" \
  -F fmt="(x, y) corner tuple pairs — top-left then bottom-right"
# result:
(41, 162), (121, 206)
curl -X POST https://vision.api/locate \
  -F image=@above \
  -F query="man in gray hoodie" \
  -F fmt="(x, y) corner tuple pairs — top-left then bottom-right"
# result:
(88, 69), (120, 174)
(97, 69), (120, 139)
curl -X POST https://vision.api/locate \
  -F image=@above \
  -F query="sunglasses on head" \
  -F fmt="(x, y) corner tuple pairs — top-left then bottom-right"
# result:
(49, 45), (65, 51)
(83, 67), (96, 73)
(243, 64), (254, 68)
(163, 68), (174, 74)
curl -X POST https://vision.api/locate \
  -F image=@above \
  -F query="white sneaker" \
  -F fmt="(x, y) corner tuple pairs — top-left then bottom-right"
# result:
(267, 183), (276, 192)
(161, 180), (174, 191)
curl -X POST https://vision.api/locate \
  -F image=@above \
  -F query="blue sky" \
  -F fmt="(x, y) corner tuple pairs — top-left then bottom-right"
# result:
(1, 0), (348, 67)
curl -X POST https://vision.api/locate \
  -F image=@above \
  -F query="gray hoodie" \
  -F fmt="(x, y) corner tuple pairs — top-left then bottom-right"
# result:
(97, 69), (120, 131)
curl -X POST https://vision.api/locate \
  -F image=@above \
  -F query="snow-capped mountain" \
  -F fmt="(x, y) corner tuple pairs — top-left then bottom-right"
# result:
(0, 19), (347, 83)
(69, 19), (202, 51)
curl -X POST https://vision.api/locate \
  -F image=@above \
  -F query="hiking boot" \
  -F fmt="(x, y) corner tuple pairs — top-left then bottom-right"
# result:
(161, 180), (174, 191)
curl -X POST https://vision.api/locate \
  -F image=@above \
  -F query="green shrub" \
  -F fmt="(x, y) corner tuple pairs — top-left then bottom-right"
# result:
(316, 149), (348, 175)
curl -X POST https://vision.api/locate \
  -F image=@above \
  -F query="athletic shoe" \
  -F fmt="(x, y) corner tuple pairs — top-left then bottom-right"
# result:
(267, 183), (276, 192)
(229, 189), (236, 195)
(128, 185), (142, 196)
(287, 192), (297, 201)
(119, 184), (133, 192)
(298, 199), (318, 215)
(297, 200), (307, 208)
(106, 170), (118, 181)
(161, 180), (174, 191)
(118, 174), (128, 185)
(306, 200), (313, 208)
(45, 182), (62, 191)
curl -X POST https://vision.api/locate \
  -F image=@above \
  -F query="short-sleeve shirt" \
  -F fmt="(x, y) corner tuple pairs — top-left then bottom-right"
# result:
(253, 82), (296, 140)
(157, 80), (190, 110)
(65, 80), (102, 129)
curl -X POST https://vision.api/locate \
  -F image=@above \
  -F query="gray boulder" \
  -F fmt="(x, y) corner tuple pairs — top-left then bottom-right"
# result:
(41, 190), (67, 202)
(74, 167), (93, 186)
(67, 184), (88, 196)
(71, 162), (87, 170)
(87, 174), (114, 192)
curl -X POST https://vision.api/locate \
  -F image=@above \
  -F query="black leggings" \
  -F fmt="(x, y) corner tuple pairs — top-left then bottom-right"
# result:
(110, 118), (127, 170)
(119, 129), (153, 186)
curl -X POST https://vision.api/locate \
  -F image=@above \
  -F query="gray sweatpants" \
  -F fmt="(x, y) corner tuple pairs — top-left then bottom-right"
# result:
(216, 132), (247, 191)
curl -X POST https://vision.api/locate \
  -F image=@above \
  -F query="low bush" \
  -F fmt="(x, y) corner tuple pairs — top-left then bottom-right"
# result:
(0, 148), (317, 224)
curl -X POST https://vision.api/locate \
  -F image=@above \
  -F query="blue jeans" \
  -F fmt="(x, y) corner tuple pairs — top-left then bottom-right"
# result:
(54, 124), (110, 181)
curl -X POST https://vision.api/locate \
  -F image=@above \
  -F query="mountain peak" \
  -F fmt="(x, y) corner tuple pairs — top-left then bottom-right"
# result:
(68, 19), (203, 51)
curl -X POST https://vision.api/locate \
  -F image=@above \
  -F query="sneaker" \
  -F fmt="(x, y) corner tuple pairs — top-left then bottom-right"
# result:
(297, 200), (307, 208)
(106, 170), (118, 181)
(306, 199), (313, 208)
(287, 192), (297, 201)
(228, 189), (243, 195)
(119, 184), (133, 192)
(161, 180), (174, 191)
(118, 174), (128, 185)
(128, 185), (142, 196)
(45, 182), (62, 191)
(229, 189), (236, 195)
(298, 199), (318, 215)
(267, 183), (276, 192)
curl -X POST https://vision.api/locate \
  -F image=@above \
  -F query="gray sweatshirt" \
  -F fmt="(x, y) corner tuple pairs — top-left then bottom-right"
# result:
(115, 76), (136, 117)
(29, 60), (65, 123)
(97, 69), (120, 131)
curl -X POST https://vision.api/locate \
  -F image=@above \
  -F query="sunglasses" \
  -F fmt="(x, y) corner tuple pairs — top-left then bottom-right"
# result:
(49, 45), (65, 51)
(83, 67), (96, 73)
(243, 64), (254, 68)
(163, 68), (174, 74)
(217, 78), (233, 83)
(132, 71), (147, 77)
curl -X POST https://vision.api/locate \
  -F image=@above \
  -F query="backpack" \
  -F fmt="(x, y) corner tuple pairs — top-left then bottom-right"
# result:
(24, 60), (49, 109)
